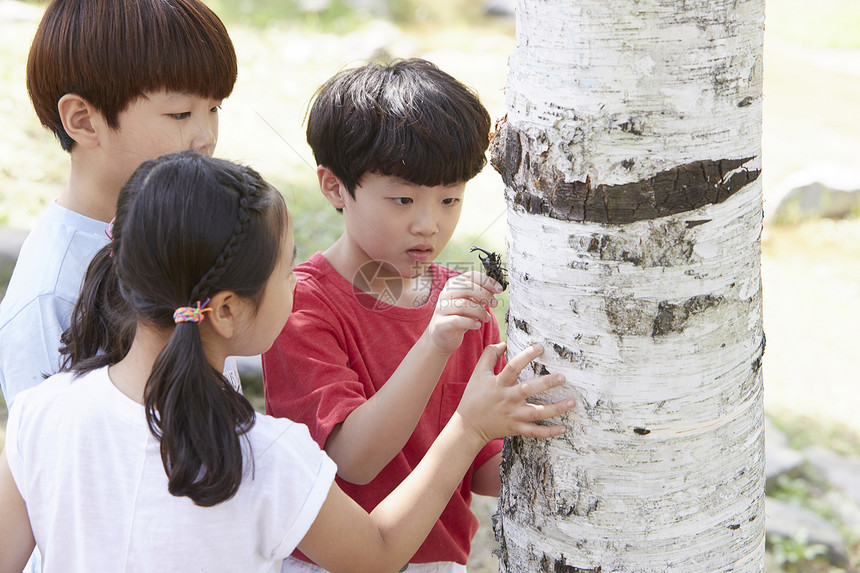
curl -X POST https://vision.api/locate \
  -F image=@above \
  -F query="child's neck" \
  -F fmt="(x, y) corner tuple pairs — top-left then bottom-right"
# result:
(109, 323), (230, 404)
(57, 154), (121, 223)
(108, 326), (168, 404)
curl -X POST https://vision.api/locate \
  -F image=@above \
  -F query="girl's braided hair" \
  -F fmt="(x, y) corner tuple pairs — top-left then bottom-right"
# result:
(61, 150), (288, 506)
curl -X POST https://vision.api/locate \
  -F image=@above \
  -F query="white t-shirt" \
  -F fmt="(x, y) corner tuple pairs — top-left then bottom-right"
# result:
(5, 367), (337, 573)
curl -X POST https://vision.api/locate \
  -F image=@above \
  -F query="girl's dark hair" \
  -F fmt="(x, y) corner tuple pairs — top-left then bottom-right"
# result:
(62, 150), (288, 507)
(27, 0), (237, 152)
(306, 58), (492, 197)
(58, 246), (135, 372)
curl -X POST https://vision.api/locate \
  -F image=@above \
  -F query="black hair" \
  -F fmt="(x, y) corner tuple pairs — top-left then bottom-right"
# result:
(61, 151), (288, 506)
(306, 58), (492, 199)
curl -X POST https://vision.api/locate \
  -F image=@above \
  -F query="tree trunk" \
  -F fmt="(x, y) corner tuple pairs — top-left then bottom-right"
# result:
(491, 1), (766, 571)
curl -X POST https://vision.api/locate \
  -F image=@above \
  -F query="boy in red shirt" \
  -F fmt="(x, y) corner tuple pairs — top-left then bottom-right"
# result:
(263, 58), (504, 572)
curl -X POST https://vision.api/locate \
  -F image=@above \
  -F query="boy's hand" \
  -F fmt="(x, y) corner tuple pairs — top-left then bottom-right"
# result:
(426, 272), (503, 354)
(455, 342), (574, 444)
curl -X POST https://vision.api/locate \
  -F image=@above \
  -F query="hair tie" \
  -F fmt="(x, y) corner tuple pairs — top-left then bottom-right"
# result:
(173, 298), (212, 324)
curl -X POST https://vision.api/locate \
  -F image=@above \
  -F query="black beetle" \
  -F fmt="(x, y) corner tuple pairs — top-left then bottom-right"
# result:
(470, 246), (508, 291)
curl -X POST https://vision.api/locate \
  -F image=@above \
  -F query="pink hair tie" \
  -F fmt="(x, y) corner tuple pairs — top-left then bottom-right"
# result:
(173, 298), (213, 324)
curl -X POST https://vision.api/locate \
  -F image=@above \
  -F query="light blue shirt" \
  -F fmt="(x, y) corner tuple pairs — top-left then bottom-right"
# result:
(0, 200), (110, 409)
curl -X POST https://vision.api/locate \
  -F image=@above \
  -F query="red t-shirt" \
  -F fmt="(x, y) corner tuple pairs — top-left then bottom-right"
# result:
(262, 253), (504, 565)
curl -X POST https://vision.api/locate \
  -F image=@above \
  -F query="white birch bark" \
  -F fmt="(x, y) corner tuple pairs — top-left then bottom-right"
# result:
(492, 1), (766, 571)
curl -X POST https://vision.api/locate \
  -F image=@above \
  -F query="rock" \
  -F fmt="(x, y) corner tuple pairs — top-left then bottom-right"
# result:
(766, 496), (848, 567)
(483, 0), (516, 17)
(0, 226), (27, 264)
(765, 418), (804, 484)
(766, 166), (860, 224)
(823, 491), (860, 535)
(804, 445), (860, 504)
(0, 227), (28, 299)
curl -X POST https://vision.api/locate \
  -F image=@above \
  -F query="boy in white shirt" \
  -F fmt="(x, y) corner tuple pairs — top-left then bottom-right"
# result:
(0, 0), (238, 408)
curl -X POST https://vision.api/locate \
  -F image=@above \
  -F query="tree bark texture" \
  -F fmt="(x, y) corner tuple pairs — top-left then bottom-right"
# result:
(492, 1), (766, 571)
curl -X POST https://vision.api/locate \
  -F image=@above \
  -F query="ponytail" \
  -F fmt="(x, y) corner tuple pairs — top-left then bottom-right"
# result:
(60, 245), (133, 373)
(146, 318), (254, 506)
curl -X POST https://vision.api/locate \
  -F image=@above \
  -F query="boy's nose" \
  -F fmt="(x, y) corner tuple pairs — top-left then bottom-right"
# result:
(190, 117), (217, 157)
(411, 209), (439, 236)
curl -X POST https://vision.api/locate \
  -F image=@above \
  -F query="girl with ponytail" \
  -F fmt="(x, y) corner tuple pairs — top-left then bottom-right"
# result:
(0, 151), (574, 573)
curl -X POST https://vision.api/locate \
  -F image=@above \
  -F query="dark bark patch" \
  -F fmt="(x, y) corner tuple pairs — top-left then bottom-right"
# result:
(499, 436), (556, 537)
(511, 157), (760, 224)
(512, 316), (531, 334)
(633, 427), (651, 435)
(752, 333), (766, 372)
(542, 557), (602, 573)
(606, 297), (657, 337)
(616, 115), (646, 135)
(685, 219), (711, 228)
(553, 343), (583, 364)
(557, 565), (601, 573)
(573, 220), (699, 268)
(574, 498), (600, 517)
(651, 294), (723, 337)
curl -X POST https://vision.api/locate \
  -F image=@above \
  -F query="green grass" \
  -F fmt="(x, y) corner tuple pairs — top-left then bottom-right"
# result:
(769, 412), (860, 458)
(206, 0), (374, 30)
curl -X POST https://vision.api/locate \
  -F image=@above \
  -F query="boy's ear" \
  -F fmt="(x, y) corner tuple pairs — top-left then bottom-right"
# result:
(318, 165), (347, 209)
(57, 94), (101, 149)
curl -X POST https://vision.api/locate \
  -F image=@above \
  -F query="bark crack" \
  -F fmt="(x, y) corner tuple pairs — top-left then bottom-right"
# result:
(507, 157), (760, 224)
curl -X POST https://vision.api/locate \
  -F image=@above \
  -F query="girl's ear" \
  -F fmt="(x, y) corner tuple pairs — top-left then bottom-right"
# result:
(205, 291), (237, 340)
(318, 166), (347, 209)
(57, 94), (101, 149)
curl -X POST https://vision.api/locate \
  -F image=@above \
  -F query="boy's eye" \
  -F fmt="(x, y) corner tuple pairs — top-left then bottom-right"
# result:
(392, 197), (413, 205)
(210, 105), (222, 113)
(442, 198), (461, 206)
(170, 112), (191, 120)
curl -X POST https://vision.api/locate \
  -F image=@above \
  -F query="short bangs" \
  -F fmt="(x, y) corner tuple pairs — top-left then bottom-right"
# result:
(27, 0), (237, 150)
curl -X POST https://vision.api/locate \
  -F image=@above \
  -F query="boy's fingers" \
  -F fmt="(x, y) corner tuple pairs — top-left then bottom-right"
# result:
(517, 373), (566, 400)
(456, 271), (503, 293)
(436, 298), (493, 322)
(509, 400), (575, 438)
(501, 343), (544, 379)
(442, 278), (498, 307)
(445, 273), (502, 300)
(525, 399), (576, 422)
(476, 342), (507, 370)
(516, 422), (568, 439)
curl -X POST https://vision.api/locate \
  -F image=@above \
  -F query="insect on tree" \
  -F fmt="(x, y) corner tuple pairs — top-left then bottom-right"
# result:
(471, 246), (508, 291)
